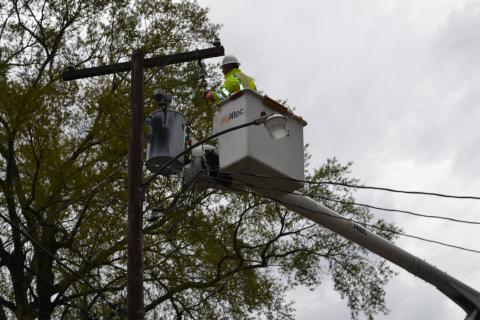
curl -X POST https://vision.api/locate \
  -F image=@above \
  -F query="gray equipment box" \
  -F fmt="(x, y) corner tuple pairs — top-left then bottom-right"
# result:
(146, 109), (186, 175)
(213, 90), (307, 193)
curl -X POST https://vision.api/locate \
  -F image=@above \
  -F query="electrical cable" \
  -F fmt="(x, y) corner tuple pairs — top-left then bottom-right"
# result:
(321, 181), (480, 200)
(146, 176), (196, 222)
(179, 165), (480, 225)
(220, 170), (480, 201)
(269, 191), (480, 255)
(145, 160), (480, 252)
(314, 195), (480, 225)
(193, 173), (480, 255)
(0, 212), (125, 317)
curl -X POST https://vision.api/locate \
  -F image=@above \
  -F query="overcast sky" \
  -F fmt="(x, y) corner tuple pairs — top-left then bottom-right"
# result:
(196, 0), (480, 319)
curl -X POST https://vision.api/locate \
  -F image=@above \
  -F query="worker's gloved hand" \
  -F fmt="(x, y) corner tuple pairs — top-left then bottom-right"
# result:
(204, 91), (214, 102)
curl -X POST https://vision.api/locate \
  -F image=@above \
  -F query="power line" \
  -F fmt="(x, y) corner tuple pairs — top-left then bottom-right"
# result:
(269, 194), (480, 255)
(221, 171), (480, 201)
(194, 173), (480, 255)
(145, 164), (480, 252)
(321, 181), (480, 200)
(315, 195), (480, 225)
(155, 164), (480, 224)
(189, 168), (480, 225)
(0, 212), (125, 317)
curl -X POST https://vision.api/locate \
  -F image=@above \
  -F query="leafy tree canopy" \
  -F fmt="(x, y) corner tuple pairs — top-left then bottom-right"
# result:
(0, 0), (399, 319)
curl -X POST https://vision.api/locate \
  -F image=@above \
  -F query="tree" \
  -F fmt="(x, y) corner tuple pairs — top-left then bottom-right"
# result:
(0, 1), (399, 319)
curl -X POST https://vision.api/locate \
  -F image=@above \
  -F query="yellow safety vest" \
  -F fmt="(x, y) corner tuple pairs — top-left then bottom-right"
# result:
(213, 68), (257, 102)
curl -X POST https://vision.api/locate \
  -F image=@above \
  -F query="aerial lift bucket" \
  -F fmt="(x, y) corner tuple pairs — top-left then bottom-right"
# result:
(212, 89), (307, 194)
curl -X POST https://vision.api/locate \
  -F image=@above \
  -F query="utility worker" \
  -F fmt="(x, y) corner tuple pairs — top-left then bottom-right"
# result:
(204, 55), (257, 102)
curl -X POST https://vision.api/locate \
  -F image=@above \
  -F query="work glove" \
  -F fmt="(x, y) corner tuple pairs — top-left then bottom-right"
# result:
(204, 90), (214, 102)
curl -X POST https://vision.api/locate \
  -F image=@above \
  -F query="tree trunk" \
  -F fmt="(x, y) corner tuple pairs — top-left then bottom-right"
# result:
(35, 239), (56, 320)
(3, 139), (32, 318)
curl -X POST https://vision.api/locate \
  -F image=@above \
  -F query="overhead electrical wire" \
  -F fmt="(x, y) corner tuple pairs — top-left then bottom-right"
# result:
(143, 159), (480, 252)
(0, 212), (124, 317)
(214, 171), (480, 224)
(193, 173), (480, 255)
(314, 195), (480, 225)
(221, 170), (480, 201)
(162, 163), (480, 225)
(320, 180), (480, 200)
(268, 191), (480, 255)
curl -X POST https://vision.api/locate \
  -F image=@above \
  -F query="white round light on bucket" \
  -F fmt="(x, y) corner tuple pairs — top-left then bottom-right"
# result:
(264, 113), (288, 139)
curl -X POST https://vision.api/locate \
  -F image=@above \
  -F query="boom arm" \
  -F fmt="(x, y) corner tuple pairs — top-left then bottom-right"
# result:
(254, 189), (480, 320)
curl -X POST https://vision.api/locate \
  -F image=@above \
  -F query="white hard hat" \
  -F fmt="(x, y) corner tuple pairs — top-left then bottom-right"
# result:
(221, 55), (240, 66)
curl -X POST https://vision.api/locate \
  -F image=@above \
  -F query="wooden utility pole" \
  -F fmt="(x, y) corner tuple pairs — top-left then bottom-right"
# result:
(128, 49), (145, 319)
(62, 44), (224, 319)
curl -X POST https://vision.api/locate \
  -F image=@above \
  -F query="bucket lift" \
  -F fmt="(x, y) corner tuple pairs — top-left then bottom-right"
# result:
(144, 88), (480, 320)
(146, 88), (306, 194)
(180, 89), (308, 193)
(208, 93), (480, 320)
(212, 89), (307, 194)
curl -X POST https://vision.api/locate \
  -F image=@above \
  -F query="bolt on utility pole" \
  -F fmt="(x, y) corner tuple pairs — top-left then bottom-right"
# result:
(62, 43), (224, 320)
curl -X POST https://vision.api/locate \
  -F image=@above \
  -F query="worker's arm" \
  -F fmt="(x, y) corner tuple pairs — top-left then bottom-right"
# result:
(211, 75), (241, 102)
(248, 78), (257, 91)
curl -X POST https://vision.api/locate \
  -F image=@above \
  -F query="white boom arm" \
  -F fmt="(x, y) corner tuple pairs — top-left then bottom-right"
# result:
(253, 189), (480, 320)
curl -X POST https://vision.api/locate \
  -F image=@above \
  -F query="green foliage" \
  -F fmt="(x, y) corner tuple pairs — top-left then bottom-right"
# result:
(0, 1), (399, 319)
